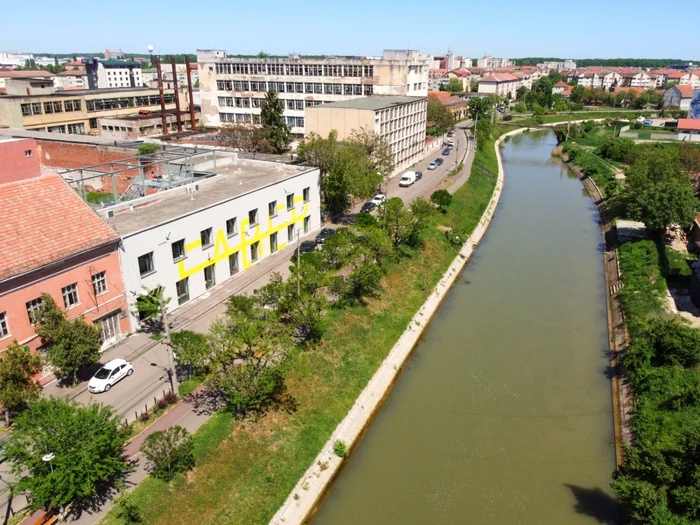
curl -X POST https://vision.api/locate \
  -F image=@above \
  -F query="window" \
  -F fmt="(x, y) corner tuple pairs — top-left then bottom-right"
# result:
(287, 224), (295, 242)
(0, 312), (8, 338)
(226, 217), (237, 237)
(248, 208), (258, 228)
(138, 252), (154, 277)
(268, 200), (277, 218)
(99, 311), (120, 343)
(21, 104), (31, 116)
(25, 149), (32, 158)
(204, 265), (216, 290)
(62, 283), (79, 308)
(26, 297), (43, 324)
(176, 278), (189, 305)
(67, 123), (85, 135)
(31, 103), (42, 115)
(92, 271), (107, 296)
(172, 239), (185, 262)
(286, 193), (294, 210)
(200, 228), (213, 248)
(229, 252), (239, 276)
(304, 216), (310, 234)
(47, 125), (66, 134)
(89, 118), (98, 129)
(303, 187), (310, 202)
(250, 241), (259, 263)
(270, 232), (278, 254)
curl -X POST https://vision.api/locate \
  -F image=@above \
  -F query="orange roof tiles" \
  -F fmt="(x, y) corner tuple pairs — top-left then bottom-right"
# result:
(678, 119), (700, 131)
(0, 70), (55, 78)
(428, 91), (451, 99)
(675, 85), (696, 98)
(480, 73), (519, 82)
(0, 175), (118, 281)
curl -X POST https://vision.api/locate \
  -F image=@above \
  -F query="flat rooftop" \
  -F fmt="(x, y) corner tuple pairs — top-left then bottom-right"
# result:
(0, 86), (162, 99)
(104, 154), (316, 236)
(309, 95), (425, 111)
(0, 127), (126, 145)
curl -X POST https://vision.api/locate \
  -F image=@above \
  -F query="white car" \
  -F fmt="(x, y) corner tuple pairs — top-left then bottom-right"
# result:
(371, 194), (386, 206)
(88, 358), (134, 393)
(428, 162), (438, 170)
(636, 116), (645, 122)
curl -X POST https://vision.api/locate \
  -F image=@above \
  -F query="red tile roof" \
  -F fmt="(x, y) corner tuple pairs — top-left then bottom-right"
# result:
(428, 91), (451, 100)
(675, 85), (696, 98)
(678, 119), (700, 131)
(429, 69), (448, 78)
(612, 86), (646, 94)
(64, 61), (84, 67)
(0, 175), (118, 281)
(668, 71), (687, 79)
(554, 81), (568, 87)
(480, 73), (519, 82)
(0, 70), (55, 78)
(57, 69), (86, 76)
(449, 69), (470, 78)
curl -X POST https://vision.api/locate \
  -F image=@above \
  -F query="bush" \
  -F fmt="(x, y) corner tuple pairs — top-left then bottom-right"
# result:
(596, 137), (635, 163)
(138, 143), (161, 156)
(355, 212), (378, 229)
(430, 189), (453, 212)
(140, 425), (194, 481)
(333, 440), (347, 458)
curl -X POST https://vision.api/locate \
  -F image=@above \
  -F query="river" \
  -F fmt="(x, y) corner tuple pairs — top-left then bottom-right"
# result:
(312, 130), (621, 524)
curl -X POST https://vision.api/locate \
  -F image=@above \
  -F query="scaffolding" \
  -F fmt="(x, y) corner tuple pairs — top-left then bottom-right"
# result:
(60, 145), (219, 206)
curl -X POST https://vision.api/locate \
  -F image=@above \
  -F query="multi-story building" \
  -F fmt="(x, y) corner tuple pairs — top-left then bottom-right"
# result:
(478, 73), (520, 98)
(0, 174), (129, 382)
(83, 58), (143, 89)
(0, 137), (40, 184)
(54, 69), (87, 89)
(197, 49), (430, 135)
(304, 95), (427, 176)
(538, 60), (577, 71)
(0, 52), (34, 68)
(98, 153), (321, 331)
(0, 70), (55, 92)
(0, 86), (178, 134)
(664, 85), (699, 110)
(476, 56), (513, 69)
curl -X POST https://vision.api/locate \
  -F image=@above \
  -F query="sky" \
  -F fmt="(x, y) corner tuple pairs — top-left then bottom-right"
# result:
(1, 0), (695, 60)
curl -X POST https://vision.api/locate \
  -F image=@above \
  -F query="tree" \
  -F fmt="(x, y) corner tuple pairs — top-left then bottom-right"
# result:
(140, 425), (194, 482)
(680, 143), (700, 175)
(516, 85), (528, 100)
(468, 97), (490, 122)
(36, 295), (101, 384)
(0, 341), (43, 423)
(570, 85), (585, 104)
(348, 126), (395, 178)
(548, 69), (563, 84)
(469, 78), (478, 93)
(430, 189), (453, 212)
(218, 124), (270, 153)
(171, 330), (209, 378)
(137, 143), (160, 156)
(296, 131), (339, 178)
(4, 398), (127, 512)
(259, 89), (291, 153)
(596, 137), (636, 163)
(427, 96), (456, 135)
(443, 77), (464, 94)
(625, 148), (698, 231)
(114, 491), (142, 524)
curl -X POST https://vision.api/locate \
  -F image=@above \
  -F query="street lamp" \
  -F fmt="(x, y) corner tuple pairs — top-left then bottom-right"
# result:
(150, 363), (176, 394)
(42, 453), (55, 473)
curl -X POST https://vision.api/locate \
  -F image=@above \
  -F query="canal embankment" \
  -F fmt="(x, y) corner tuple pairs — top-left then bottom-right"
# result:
(270, 129), (516, 525)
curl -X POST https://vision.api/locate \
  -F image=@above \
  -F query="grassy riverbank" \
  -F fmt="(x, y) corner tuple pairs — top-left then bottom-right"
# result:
(510, 110), (653, 126)
(101, 134), (501, 525)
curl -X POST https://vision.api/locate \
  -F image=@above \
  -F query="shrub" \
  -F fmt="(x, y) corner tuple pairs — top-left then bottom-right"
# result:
(333, 440), (347, 458)
(138, 143), (161, 156)
(140, 425), (194, 481)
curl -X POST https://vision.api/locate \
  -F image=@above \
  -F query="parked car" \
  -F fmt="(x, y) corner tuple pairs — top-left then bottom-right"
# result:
(371, 194), (387, 206)
(399, 172), (416, 187)
(435, 158), (444, 166)
(299, 240), (317, 253)
(442, 149), (451, 156)
(315, 228), (336, 244)
(88, 358), (134, 394)
(447, 143), (454, 149)
(447, 131), (454, 137)
(636, 116), (645, 123)
(415, 171), (423, 181)
(428, 162), (438, 170)
(643, 119), (653, 127)
(361, 201), (377, 213)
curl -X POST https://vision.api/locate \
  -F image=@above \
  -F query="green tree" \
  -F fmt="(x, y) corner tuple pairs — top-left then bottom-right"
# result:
(443, 77), (464, 94)
(114, 491), (142, 524)
(469, 78), (478, 92)
(468, 97), (490, 121)
(430, 189), (453, 212)
(4, 398), (127, 512)
(296, 131), (339, 178)
(137, 143), (160, 156)
(218, 124), (270, 153)
(259, 89), (291, 153)
(570, 85), (585, 104)
(547, 69), (563, 84)
(516, 85), (528, 100)
(36, 295), (101, 384)
(348, 126), (395, 179)
(596, 137), (636, 163)
(140, 425), (194, 482)
(171, 330), (209, 378)
(427, 96), (456, 135)
(0, 341), (43, 423)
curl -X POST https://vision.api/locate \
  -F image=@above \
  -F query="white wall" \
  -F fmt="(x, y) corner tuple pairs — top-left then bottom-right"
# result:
(119, 168), (321, 331)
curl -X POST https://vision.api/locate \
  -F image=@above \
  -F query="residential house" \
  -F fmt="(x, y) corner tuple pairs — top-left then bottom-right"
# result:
(678, 118), (700, 142)
(552, 81), (568, 95)
(668, 71), (700, 89)
(428, 69), (449, 91)
(664, 85), (698, 110)
(54, 69), (87, 90)
(428, 92), (467, 120)
(0, 175), (129, 382)
(478, 73), (520, 99)
(446, 69), (470, 91)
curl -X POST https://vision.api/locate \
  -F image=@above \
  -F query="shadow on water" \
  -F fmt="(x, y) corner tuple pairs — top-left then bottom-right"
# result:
(564, 484), (624, 524)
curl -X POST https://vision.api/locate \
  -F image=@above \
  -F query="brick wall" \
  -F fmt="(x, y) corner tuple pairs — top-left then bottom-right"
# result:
(0, 138), (41, 183)
(35, 140), (161, 194)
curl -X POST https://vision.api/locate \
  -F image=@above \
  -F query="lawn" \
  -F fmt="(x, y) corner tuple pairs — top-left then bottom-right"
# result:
(101, 139), (500, 525)
(510, 111), (654, 126)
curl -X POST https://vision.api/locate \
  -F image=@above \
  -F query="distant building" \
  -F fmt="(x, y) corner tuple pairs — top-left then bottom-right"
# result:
(105, 49), (124, 60)
(678, 118), (700, 141)
(478, 73), (519, 98)
(664, 85), (698, 110)
(0, 174), (129, 378)
(98, 109), (200, 139)
(538, 60), (576, 71)
(552, 81), (568, 95)
(4, 77), (55, 96)
(428, 92), (467, 120)
(0, 70), (55, 91)
(304, 95), (427, 177)
(0, 52), (34, 68)
(0, 137), (40, 183)
(197, 49), (431, 135)
(428, 69), (449, 91)
(83, 58), (143, 89)
(54, 69), (87, 89)
(476, 56), (513, 68)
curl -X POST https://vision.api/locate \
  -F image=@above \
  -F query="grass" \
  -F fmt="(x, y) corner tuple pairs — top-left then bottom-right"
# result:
(510, 111), (653, 126)
(178, 377), (204, 398)
(100, 131), (501, 525)
(85, 191), (115, 204)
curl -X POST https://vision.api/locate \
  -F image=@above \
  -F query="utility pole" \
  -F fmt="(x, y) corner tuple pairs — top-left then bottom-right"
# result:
(161, 305), (179, 397)
(296, 227), (301, 299)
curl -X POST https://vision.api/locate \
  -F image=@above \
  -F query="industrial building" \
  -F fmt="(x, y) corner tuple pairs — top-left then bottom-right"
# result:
(82, 58), (143, 89)
(197, 49), (431, 134)
(304, 95), (427, 176)
(96, 153), (321, 330)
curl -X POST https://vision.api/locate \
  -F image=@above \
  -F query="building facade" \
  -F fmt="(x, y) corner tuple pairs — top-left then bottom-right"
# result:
(98, 110), (200, 140)
(476, 56), (513, 68)
(663, 85), (698, 110)
(304, 95), (427, 176)
(0, 175), (129, 382)
(99, 154), (321, 330)
(678, 119), (700, 141)
(197, 49), (430, 135)
(54, 69), (87, 89)
(83, 59), (143, 89)
(478, 73), (520, 98)
(0, 86), (178, 134)
(0, 137), (40, 183)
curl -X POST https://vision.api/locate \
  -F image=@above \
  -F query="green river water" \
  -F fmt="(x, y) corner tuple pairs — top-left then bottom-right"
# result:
(313, 130), (621, 524)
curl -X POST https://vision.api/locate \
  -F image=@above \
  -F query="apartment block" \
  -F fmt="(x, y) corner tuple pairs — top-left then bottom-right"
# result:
(98, 153), (321, 330)
(83, 58), (143, 89)
(305, 95), (427, 176)
(197, 49), (430, 134)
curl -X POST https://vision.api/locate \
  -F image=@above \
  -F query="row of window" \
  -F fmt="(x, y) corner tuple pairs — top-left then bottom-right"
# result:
(21, 99), (81, 117)
(137, 190), (312, 279)
(0, 272), (108, 339)
(218, 113), (305, 128)
(85, 94), (176, 112)
(214, 63), (374, 78)
(171, 216), (311, 307)
(216, 80), (373, 96)
(218, 97), (324, 111)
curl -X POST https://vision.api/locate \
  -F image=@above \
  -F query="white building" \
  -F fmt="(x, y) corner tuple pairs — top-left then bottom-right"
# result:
(100, 153), (321, 330)
(538, 60), (577, 71)
(478, 73), (520, 98)
(83, 58), (143, 89)
(0, 52), (34, 68)
(197, 49), (431, 135)
(476, 56), (513, 68)
(54, 69), (87, 89)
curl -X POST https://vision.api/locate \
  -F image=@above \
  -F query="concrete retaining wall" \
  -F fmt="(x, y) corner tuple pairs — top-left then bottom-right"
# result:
(269, 128), (521, 525)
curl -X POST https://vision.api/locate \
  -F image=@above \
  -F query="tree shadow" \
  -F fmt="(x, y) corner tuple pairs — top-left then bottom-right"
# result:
(564, 484), (623, 524)
(186, 386), (226, 416)
(66, 459), (138, 520)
